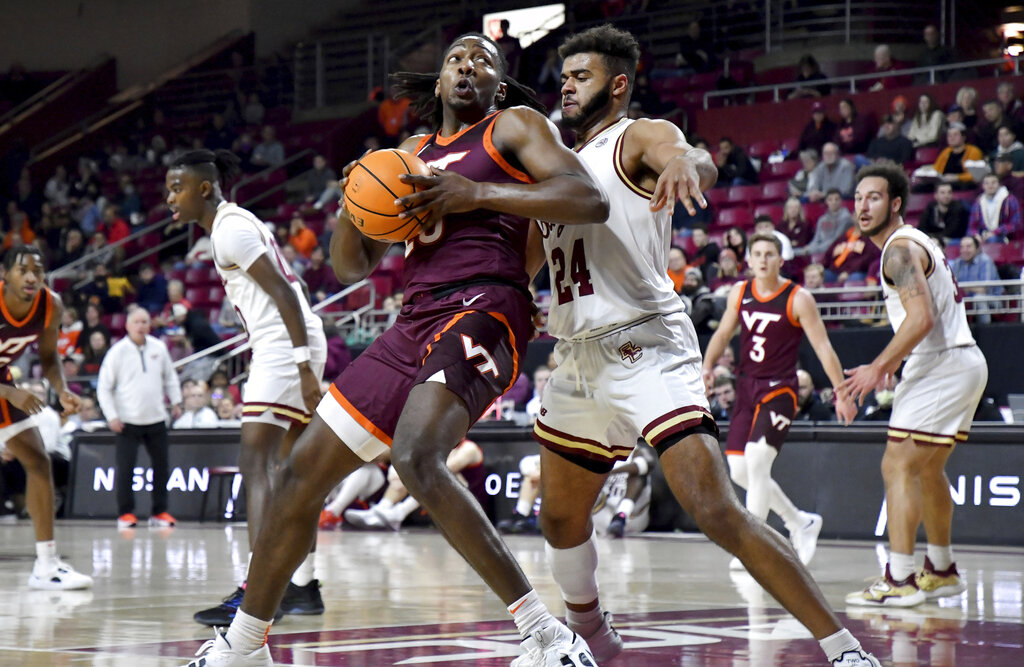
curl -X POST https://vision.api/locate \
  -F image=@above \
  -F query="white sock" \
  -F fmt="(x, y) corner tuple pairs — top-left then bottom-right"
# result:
(545, 532), (600, 604)
(514, 494), (534, 517)
(325, 464), (384, 515)
(225, 608), (272, 653)
(508, 589), (555, 638)
(819, 628), (862, 662)
(772, 482), (802, 528)
(565, 604), (604, 636)
(889, 551), (916, 582)
(615, 498), (635, 517)
(290, 552), (315, 586)
(927, 543), (954, 571)
(376, 497), (395, 511)
(392, 495), (420, 522)
(36, 540), (57, 568)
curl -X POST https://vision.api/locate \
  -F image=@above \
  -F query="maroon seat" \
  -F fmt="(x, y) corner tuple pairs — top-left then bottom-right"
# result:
(378, 254), (404, 274)
(715, 207), (754, 230)
(705, 187), (732, 209)
(753, 204), (784, 223)
(764, 160), (801, 182)
(756, 181), (790, 204)
(915, 146), (941, 165)
(748, 139), (780, 161)
(726, 184), (761, 209)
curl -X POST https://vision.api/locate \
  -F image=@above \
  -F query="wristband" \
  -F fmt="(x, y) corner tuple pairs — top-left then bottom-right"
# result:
(293, 346), (311, 365)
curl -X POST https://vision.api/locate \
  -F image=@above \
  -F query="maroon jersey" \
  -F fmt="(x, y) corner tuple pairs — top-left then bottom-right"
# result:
(406, 110), (533, 300)
(0, 283), (54, 372)
(735, 279), (802, 380)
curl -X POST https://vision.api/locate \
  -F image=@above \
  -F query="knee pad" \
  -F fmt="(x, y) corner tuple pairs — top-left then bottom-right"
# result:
(744, 438), (778, 481)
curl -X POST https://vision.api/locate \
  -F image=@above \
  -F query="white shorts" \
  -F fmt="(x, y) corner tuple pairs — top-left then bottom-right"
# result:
(889, 345), (987, 447)
(592, 453), (652, 537)
(241, 330), (328, 429)
(533, 312), (714, 472)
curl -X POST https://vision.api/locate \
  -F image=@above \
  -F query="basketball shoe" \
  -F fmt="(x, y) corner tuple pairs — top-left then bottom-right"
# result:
(278, 580), (324, 615)
(510, 623), (597, 667)
(607, 512), (627, 538)
(183, 629), (271, 667)
(788, 511), (823, 565)
(193, 585), (285, 626)
(916, 557), (967, 599)
(343, 504), (401, 531)
(27, 558), (93, 590)
(497, 511), (539, 535)
(318, 509), (342, 530)
(117, 513), (138, 529)
(831, 649), (882, 666)
(569, 610), (622, 662)
(845, 564), (926, 607)
(149, 512), (177, 528)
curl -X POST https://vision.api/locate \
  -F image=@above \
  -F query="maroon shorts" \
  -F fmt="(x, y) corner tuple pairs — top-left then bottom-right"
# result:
(324, 283), (531, 450)
(725, 374), (798, 455)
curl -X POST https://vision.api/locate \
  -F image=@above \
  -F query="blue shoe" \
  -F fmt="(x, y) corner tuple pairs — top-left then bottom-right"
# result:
(193, 585), (285, 626)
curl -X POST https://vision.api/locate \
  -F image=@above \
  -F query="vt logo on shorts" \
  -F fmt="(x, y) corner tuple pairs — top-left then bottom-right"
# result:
(770, 410), (791, 430)
(619, 341), (643, 363)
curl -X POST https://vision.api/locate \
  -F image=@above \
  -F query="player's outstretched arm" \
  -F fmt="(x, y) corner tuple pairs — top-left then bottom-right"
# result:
(839, 239), (935, 404)
(625, 118), (716, 216)
(397, 107), (609, 226)
(701, 282), (743, 386)
(793, 288), (856, 424)
(37, 293), (80, 415)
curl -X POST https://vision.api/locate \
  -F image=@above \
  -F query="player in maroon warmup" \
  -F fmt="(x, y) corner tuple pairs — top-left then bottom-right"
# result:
(703, 233), (856, 569)
(183, 33), (608, 667)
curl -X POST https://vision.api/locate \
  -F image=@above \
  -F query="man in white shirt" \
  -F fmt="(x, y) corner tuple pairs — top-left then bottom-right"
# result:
(173, 381), (220, 429)
(97, 307), (183, 530)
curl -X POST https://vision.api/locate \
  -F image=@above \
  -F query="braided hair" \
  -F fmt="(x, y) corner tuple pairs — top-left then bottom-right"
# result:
(391, 32), (546, 131)
(168, 149), (242, 186)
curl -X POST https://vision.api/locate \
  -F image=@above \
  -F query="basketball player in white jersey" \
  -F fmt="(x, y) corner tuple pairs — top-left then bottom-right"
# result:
(529, 25), (880, 666)
(842, 164), (987, 607)
(165, 150), (329, 625)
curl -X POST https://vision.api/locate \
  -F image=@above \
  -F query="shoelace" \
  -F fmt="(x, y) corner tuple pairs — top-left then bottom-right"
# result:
(194, 637), (219, 656)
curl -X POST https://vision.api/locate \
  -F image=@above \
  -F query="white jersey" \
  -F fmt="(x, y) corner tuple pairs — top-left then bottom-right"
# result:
(540, 117), (682, 340)
(209, 201), (324, 352)
(880, 225), (974, 353)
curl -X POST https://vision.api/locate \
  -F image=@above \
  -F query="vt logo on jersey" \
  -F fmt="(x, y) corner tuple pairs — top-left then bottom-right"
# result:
(424, 150), (469, 170)
(741, 311), (782, 363)
(619, 341), (643, 363)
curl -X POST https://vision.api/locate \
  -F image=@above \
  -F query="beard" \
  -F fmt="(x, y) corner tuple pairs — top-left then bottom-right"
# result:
(860, 214), (892, 239)
(561, 86), (613, 131)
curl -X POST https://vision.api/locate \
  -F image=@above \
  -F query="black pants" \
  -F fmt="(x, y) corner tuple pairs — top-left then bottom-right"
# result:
(115, 422), (170, 516)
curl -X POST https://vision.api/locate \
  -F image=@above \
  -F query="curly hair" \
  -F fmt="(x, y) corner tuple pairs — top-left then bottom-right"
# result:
(856, 163), (909, 216)
(558, 24), (641, 95)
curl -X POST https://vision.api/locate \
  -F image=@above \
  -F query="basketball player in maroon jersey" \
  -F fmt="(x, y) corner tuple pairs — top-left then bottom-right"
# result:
(0, 246), (92, 590)
(703, 233), (857, 566)
(182, 33), (607, 667)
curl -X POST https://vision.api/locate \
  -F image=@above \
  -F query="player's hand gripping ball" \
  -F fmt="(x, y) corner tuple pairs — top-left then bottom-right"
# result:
(343, 149), (432, 242)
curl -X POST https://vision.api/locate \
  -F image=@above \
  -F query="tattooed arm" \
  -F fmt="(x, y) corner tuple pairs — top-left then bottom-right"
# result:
(838, 239), (935, 404)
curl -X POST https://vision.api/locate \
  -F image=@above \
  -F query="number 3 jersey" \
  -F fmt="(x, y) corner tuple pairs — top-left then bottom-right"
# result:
(734, 279), (801, 380)
(540, 117), (682, 340)
(210, 201), (324, 351)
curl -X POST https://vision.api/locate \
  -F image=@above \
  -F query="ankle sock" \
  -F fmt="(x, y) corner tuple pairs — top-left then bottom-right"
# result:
(889, 551), (916, 582)
(509, 589), (554, 638)
(819, 628), (861, 662)
(926, 543), (954, 571)
(35, 540), (57, 568)
(226, 608), (272, 653)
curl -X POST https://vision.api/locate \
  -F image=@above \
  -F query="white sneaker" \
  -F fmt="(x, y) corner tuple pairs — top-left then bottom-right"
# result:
(28, 559), (93, 590)
(789, 512), (823, 565)
(344, 505), (401, 531)
(511, 623), (597, 667)
(729, 556), (745, 571)
(831, 648), (882, 666)
(182, 629), (272, 667)
(569, 611), (621, 662)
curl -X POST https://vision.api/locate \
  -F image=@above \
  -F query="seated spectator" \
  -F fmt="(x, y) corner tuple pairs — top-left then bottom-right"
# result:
(343, 439), (485, 530)
(867, 44), (899, 91)
(708, 375), (735, 421)
(204, 113), (236, 152)
(302, 245), (342, 300)
(806, 142), (855, 201)
(780, 197), (813, 250)
(215, 394), (242, 424)
(788, 54), (830, 99)
(967, 173), (1022, 242)
(866, 115), (914, 166)
(156, 279), (191, 332)
(117, 175), (143, 222)
(242, 93), (266, 126)
(710, 247), (742, 292)
(919, 182), (969, 243)
(305, 155), (340, 209)
(723, 227), (747, 264)
(524, 366), (552, 423)
(788, 148), (819, 198)
(956, 86), (979, 130)
(835, 98), (873, 155)
(667, 244), (689, 293)
(714, 137), (758, 187)
(208, 368), (242, 405)
(280, 242), (307, 277)
(76, 303), (110, 356)
(752, 216), (794, 261)
(2, 210), (35, 250)
(687, 223), (720, 283)
(907, 94), (945, 147)
(57, 306), (82, 360)
(950, 235), (1003, 324)
(83, 231), (116, 271)
(135, 263), (168, 314)
(44, 165), (71, 209)
(822, 226), (881, 284)
(376, 84), (413, 147)
(681, 267), (716, 334)
(80, 329), (111, 375)
(890, 95), (911, 137)
(674, 20), (716, 73)
(935, 123), (984, 188)
(795, 369), (835, 421)
(994, 154), (1024, 202)
(802, 263), (826, 290)
(250, 125), (284, 169)
(914, 24), (954, 84)
(991, 124), (1024, 172)
(797, 102), (836, 157)
(997, 81), (1024, 130)
(99, 203), (131, 246)
(79, 264), (123, 314)
(173, 381), (219, 429)
(288, 216), (318, 259)
(975, 101), (1006, 155)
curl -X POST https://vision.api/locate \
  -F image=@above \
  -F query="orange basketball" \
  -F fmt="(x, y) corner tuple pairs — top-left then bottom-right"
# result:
(343, 149), (432, 242)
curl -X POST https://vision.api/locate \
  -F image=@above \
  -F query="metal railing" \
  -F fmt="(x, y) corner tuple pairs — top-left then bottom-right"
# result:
(703, 55), (1021, 109)
(810, 279), (1022, 322)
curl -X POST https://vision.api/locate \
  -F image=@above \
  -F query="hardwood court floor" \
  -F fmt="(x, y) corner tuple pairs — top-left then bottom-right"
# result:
(0, 520), (1021, 666)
